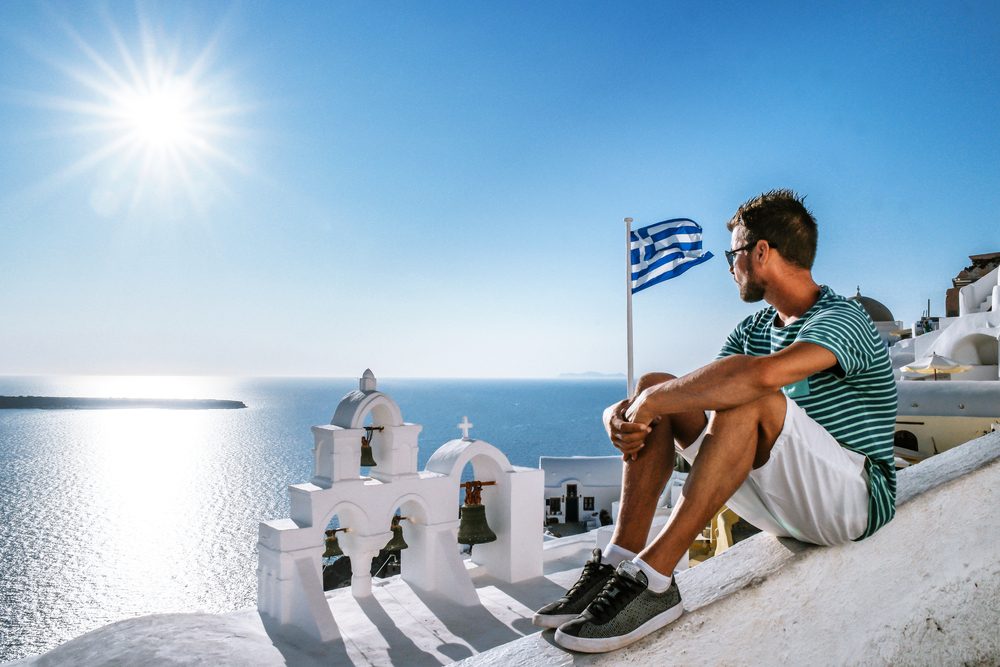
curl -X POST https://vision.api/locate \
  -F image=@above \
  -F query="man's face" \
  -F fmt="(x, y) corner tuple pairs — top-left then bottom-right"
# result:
(730, 227), (765, 303)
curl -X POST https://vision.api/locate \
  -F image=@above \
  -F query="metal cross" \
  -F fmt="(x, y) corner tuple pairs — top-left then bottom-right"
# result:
(457, 416), (474, 440)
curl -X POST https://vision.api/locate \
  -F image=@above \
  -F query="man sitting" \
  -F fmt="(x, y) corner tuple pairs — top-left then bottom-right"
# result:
(533, 189), (897, 653)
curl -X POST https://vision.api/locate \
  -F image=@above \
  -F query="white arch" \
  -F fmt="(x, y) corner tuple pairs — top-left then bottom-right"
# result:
(331, 391), (403, 429)
(382, 492), (433, 526)
(318, 499), (371, 534)
(425, 438), (515, 480)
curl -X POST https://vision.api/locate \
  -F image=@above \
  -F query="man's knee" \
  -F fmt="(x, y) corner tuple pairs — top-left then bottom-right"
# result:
(635, 372), (677, 394)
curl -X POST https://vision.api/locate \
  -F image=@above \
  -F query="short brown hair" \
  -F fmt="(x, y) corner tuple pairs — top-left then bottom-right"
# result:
(726, 189), (817, 269)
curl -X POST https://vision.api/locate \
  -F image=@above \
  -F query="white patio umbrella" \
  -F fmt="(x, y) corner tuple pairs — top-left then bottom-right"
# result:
(901, 353), (972, 380)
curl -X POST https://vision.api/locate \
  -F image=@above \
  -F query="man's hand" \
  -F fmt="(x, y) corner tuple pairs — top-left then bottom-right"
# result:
(604, 399), (651, 461)
(624, 389), (658, 427)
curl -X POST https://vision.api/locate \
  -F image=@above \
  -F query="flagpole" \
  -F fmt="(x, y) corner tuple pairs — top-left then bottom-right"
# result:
(625, 217), (634, 398)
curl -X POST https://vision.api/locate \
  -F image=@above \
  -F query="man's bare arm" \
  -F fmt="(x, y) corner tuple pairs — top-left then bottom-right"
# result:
(624, 342), (838, 427)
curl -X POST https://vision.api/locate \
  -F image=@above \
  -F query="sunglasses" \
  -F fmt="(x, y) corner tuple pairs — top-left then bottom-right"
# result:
(725, 240), (777, 269)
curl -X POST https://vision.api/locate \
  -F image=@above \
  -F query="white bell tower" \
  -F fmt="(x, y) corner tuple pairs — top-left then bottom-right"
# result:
(256, 370), (544, 643)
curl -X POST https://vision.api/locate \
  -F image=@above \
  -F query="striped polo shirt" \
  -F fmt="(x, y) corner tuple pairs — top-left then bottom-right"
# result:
(718, 285), (897, 539)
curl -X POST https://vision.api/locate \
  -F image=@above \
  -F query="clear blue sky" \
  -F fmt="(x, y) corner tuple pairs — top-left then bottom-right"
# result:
(1, 1), (998, 377)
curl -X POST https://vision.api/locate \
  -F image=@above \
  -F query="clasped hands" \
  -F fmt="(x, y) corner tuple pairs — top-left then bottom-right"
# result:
(603, 391), (659, 461)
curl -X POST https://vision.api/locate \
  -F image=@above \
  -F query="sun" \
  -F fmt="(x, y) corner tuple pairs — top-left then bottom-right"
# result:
(18, 10), (250, 216)
(119, 82), (196, 149)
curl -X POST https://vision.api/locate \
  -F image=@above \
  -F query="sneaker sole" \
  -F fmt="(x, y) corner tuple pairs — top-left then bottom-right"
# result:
(553, 602), (683, 653)
(531, 612), (577, 629)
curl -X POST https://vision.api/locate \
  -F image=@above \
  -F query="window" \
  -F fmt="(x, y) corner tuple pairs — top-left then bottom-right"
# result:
(547, 497), (561, 514)
(583, 496), (595, 511)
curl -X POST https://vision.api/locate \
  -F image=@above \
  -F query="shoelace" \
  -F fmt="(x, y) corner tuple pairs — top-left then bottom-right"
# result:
(564, 559), (611, 599)
(585, 570), (645, 623)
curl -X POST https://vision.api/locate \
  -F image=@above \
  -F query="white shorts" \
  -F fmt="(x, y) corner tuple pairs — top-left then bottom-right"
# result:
(678, 396), (870, 545)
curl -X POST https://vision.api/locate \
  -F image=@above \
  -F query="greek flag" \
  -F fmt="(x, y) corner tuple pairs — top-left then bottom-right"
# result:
(630, 218), (713, 294)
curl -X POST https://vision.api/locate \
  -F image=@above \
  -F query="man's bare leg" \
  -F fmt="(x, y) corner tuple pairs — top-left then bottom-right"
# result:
(532, 373), (704, 629)
(635, 391), (787, 575)
(609, 373), (708, 556)
(549, 383), (772, 652)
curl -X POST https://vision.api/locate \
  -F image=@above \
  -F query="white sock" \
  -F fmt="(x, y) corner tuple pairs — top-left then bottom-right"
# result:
(602, 543), (637, 567)
(633, 557), (673, 593)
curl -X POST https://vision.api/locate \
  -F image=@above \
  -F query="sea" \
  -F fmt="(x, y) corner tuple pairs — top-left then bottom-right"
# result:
(0, 375), (626, 662)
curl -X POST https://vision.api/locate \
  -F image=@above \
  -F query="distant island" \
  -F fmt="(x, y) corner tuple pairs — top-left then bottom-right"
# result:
(557, 372), (627, 379)
(0, 396), (247, 410)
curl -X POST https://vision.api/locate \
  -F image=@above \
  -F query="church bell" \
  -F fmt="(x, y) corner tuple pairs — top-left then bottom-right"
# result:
(456, 480), (498, 547)
(323, 528), (344, 558)
(360, 425), (382, 468)
(383, 515), (409, 552)
(457, 504), (497, 546)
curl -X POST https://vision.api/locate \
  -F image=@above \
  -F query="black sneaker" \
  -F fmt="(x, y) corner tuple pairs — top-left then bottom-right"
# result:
(531, 547), (615, 628)
(554, 559), (683, 653)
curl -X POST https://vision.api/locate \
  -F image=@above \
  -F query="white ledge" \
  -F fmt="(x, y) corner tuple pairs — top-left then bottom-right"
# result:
(460, 429), (1000, 666)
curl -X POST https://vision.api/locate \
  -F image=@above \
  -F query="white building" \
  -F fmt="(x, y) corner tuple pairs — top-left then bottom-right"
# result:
(539, 455), (621, 527)
(887, 253), (1000, 459)
(891, 252), (999, 380)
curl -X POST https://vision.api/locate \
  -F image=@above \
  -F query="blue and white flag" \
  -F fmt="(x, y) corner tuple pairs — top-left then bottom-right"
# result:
(630, 218), (713, 294)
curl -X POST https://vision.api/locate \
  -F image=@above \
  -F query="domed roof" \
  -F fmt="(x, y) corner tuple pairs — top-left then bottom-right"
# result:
(849, 287), (895, 322)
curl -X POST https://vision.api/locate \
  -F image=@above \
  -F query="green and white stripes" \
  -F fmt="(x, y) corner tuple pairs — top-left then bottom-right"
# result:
(718, 285), (897, 539)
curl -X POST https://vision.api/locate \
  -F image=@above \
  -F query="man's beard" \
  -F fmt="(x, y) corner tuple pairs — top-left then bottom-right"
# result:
(738, 264), (766, 302)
